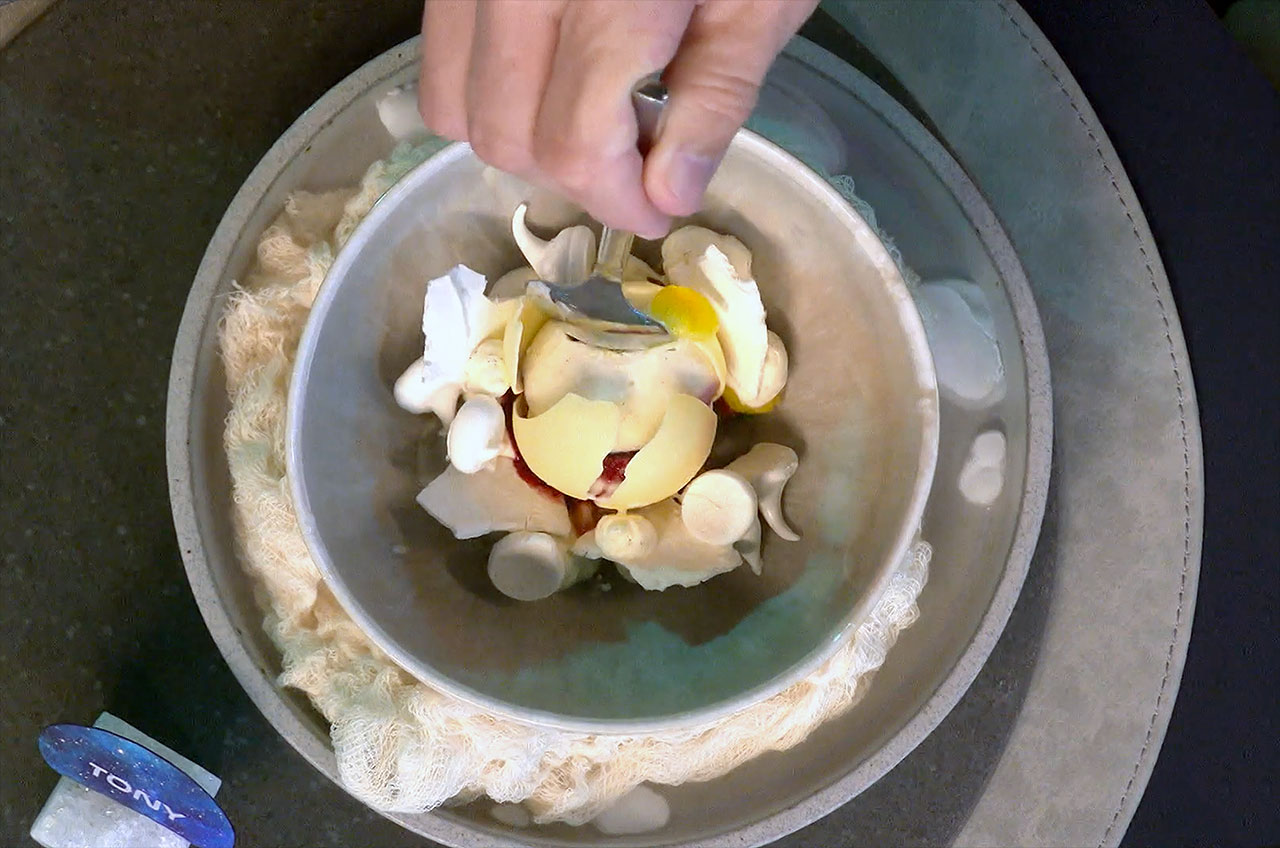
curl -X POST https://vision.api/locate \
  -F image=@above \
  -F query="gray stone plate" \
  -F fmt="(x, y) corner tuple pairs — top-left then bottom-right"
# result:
(168, 32), (1051, 848)
(168, 2), (1201, 845)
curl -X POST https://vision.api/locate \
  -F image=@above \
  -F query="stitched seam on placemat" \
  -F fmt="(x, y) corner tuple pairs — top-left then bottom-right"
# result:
(994, 2), (1194, 845)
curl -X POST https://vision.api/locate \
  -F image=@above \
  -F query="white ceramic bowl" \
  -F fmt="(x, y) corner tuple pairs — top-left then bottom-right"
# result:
(286, 134), (939, 732)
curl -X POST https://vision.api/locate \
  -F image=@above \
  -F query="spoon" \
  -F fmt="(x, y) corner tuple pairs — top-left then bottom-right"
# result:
(535, 79), (669, 334)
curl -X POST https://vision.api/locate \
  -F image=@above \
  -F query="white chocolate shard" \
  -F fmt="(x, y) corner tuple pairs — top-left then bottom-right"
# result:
(420, 265), (493, 386)
(398, 265), (509, 424)
(680, 469), (757, 546)
(446, 394), (509, 474)
(512, 202), (596, 285)
(487, 531), (594, 601)
(726, 443), (801, 542)
(417, 458), (570, 540)
(595, 513), (658, 561)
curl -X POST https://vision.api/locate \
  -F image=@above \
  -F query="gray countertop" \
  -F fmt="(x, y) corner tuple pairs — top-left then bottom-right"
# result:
(0, 1), (428, 843)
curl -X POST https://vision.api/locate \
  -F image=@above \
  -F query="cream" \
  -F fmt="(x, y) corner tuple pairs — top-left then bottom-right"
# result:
(726, 443), (801, 541)
(594, 513), (658, 561)
(446, 394), (509, 474)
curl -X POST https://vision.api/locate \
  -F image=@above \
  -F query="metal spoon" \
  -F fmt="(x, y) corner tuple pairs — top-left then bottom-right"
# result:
(536, 79), (669, 334)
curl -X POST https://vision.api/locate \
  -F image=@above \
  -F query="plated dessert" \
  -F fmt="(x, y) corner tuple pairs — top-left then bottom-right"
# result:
(394, 206), (801, 600)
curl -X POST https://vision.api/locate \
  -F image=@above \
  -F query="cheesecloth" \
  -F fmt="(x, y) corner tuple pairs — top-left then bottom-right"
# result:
(219, 137), (932, 824)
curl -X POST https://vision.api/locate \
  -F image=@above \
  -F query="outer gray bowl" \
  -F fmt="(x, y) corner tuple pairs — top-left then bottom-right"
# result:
(287, 135), (939, 731)
(167, 35), (1050, 847)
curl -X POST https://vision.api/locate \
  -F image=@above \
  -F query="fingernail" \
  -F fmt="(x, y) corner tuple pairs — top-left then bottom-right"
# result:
(666, 151), (717, 214)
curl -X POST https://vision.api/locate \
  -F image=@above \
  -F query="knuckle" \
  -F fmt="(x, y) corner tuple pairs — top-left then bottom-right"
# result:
(532, 134), (596, 194)
(685, 69), (760, 126)
(467, 122), (534, 173)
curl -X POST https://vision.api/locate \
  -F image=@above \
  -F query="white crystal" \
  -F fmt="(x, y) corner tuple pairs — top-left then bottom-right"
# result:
(31, 780), (189, 848)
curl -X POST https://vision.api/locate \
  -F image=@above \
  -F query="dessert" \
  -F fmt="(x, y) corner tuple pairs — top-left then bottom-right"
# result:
(394, 205), (802, 600)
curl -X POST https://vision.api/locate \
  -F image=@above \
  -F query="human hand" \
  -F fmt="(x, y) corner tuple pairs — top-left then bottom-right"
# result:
(418, 0), (818, 238)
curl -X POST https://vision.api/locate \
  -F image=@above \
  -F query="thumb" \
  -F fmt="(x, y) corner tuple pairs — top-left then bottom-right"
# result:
(643, 0), (817, 217)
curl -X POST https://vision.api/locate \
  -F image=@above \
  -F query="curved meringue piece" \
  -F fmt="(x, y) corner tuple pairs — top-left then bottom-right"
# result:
(755, 330), (789, 408)
(487, 531), (595, 601)
(661, 225), (753, 279)
(726, 443), (801, 542)
(512, 202), (596, 285)
(446, 394), (509, 474)
(489, 266), (539, 300)
(735, 516), (763, 575)
(680, 469), (757, 546)
(623, 254), (662, 283)
(394, 358), (461, 424)
(663, 231), (776, 407)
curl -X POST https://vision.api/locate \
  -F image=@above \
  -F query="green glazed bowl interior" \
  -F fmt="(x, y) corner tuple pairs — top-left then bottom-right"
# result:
(287, 135), (938, 732)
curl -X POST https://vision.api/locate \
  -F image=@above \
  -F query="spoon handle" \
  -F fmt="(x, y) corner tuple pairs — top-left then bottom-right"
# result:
(633, 76), (668, 155)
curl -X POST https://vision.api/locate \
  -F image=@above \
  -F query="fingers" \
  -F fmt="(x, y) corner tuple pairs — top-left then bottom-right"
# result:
(533, 0), (696, 238)
(644, 0), (818, 217)
(465, 0), (564, 177)
(418, 0), (811, 234)
(419, 0), (476, 141)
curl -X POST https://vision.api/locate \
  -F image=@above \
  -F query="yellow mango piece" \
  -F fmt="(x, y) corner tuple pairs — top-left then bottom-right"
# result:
(512, 393), (619, 499)
(649, 285), (719, 340)
(598, 394), (717, 510)
(722, 384), (781, 414)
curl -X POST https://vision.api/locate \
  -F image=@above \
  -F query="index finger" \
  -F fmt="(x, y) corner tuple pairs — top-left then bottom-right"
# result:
(531, 1), (696, 238)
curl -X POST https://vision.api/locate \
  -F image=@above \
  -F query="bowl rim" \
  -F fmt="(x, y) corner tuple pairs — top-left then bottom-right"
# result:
(284, 132), (941, 734)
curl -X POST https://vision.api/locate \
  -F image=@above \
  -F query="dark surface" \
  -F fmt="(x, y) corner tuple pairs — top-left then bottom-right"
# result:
(1014, 2), (1280, 847)
(0, 1), (1275, 847)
